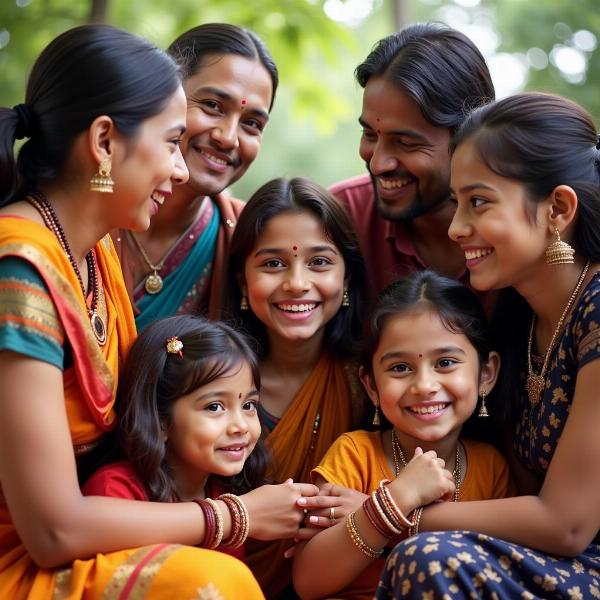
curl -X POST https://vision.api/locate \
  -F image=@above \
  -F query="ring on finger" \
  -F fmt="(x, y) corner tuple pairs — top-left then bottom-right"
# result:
(329, 506), (336, 522)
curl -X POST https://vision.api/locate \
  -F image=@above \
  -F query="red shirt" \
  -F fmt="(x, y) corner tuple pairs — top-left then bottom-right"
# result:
(82, 461), (244, 560)
(330, 174), (471, 293)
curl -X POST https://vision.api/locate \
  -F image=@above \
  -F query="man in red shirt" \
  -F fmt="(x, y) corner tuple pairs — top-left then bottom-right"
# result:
(331, 23), (495, 294)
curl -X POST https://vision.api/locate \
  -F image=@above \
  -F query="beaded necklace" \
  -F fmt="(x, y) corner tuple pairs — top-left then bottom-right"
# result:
(391, 429), (461, 502)
(27, 190), (106, 346)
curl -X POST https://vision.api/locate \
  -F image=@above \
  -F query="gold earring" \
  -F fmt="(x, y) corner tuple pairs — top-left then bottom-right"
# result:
(90, 158), (114, 193)
(372, 401), (381, 426)
(478, 389), (489, 418)
(342, 288), (350, 307)
(240, 294), (249, 311)
(545, 228), (574, 265)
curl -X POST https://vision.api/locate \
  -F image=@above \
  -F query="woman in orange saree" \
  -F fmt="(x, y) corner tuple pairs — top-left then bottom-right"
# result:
(224, 177), (370, 598)
(0, 25), (272, 600)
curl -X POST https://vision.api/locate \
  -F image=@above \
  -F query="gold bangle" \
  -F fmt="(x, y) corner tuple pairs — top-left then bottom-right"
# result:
(345, 511), (383, 559)
(218, 493), (250, 548)
(204, 498), (224, 548)
(408, 506), (424, 537)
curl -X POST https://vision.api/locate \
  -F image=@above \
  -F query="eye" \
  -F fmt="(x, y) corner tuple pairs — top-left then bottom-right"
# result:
(262, 258), (285, 269)
(243, 399), (258, 412)
(389, 363), (411, 374)
(199, 99), (222, 113)
(470, 196), (487, 208)
(437, 358), (459, 369)
(361, 129), (377, 141)
(243, 118), (265, 134)
(205, 402), (224, 412)
(449, 195), (458, 207)
(309, 256), (333, 268)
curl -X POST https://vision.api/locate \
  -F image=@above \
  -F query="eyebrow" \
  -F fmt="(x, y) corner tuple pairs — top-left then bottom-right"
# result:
(191, 85), (270, 121)
(379, 346), (467, 363)
(453, 182), (497, 194)
(254, 245), (339, 258)
(168, 125), (186, 136)
(196, 388), (260, 401)
(358, 117), (426, 141)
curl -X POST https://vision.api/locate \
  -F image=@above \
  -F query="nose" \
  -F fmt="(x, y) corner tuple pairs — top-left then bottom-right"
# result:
(369, 139), (399, 176)
(448, 203), (471, 242)
(282, 263), (310, 294)
(227, 409), (250, 435)
(210, 115), (239, 150)
(410, 367), (441, 396)
(171, 146), (189, 185)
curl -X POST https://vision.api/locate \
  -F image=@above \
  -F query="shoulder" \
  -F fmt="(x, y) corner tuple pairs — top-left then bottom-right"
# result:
(214, 192), (245, 219)
(82, 461), (148, 500)
(328, 175), (373, 206)
(463, 438), (506, 464)
(573, 271), (600, 365)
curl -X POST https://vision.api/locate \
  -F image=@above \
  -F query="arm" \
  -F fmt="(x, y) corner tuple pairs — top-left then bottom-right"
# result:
(0, 352), (315, 567)
(293, 450), (454, 600)
(420, 359), (600, 556)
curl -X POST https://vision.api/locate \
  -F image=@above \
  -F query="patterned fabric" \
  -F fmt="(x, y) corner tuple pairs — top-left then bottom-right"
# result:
(376, 273), (600, 598)
(0, 256), (64, 368)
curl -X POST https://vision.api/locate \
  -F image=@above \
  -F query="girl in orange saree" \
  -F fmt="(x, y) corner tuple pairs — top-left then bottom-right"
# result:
(0, 25), (306, 600)
(224, 177), (370, 597)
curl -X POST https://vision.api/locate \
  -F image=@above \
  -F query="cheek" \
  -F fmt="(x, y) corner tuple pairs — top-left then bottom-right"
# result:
(359, 139), (373, 162)
(239, 137), (261, 165)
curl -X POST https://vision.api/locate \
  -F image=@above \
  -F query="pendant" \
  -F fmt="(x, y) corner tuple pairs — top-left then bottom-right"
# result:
(90, 311), (107, 346)
(526, 373), (545, 406)
(145, 272), (164, 295)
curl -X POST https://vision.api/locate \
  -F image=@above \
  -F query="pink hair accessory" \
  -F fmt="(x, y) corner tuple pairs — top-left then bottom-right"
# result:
(166, 336), (183, 358)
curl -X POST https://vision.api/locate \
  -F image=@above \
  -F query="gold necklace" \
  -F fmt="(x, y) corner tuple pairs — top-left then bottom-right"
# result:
(391, 430), (461, 502)
(127, 231), (166, 295)
(527, 260), (590, 406)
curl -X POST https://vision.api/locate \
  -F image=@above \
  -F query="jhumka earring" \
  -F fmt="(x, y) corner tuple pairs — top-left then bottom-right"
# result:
(545, 228), (575, 265)
(372, 401), (381, 426)
(90, 158), (114, 193)
(342, 288), (350, 307)
(478, 389), (489, 418)
(240, 295), (249, 311)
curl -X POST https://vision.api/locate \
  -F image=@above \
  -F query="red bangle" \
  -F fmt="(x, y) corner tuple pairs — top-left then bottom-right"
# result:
(192, 499), (216, 548)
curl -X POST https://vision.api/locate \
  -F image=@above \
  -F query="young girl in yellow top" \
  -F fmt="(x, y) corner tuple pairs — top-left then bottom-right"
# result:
(293, 270), (515, 600)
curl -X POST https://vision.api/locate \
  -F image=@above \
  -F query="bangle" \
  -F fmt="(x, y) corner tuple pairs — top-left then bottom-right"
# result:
(204, 498), (224, 548)
(346, 511), (383, 559)
(408, 506), (424, 537)
(362, 495), (393, 539)
(371, 491), (403, 536)
(218, 493), (250, 549)
(378, 480), (415, 529)
(192, 499), (216, 548)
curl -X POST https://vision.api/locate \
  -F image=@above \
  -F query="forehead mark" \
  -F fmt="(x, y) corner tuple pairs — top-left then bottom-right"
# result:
(238, 392), (242, 399)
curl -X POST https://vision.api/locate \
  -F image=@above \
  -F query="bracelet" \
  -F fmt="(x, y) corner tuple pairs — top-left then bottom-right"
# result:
(408, 506), (424, 537)
(371, 490), (403, 536)
(362, 495), (393, 539)
(204, 497), (224, 549)
(378, 480), (415, 529)
(218, 493), (250, 549)
(346, 511), (383, 559)
(192, 499), (216, 548)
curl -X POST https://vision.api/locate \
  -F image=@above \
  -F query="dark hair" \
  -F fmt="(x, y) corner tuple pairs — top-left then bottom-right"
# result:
(355, 22), (494, 134)
(224, 177), (369, 359)
(167, 23), (278, 111)
(362, 271), (499, 440)
(452, 92), (600, 421)
(0, 24), (182, 206)
(118, 315), (268, 502)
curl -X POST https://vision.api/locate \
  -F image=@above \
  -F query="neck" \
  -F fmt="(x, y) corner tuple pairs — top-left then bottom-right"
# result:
(263, 331), (324, 375)
(170, 464), (209, 502)
(391, 427), (461, 472)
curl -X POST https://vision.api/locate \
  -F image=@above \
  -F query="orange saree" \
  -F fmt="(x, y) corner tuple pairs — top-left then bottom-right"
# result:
(246, 355), (359, 598)
(0, 217), (263, 600)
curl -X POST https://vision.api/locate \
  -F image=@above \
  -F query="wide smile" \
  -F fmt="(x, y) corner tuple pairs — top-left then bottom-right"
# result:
(273, 301), (320, 322)
(192, 146), (234, 173)
(151, 190), (167, 206)
(217, 443), (248, 460)
(464, 247), (494, 267)
(375, 175), (417, 201)
(407, 402), (449, 420)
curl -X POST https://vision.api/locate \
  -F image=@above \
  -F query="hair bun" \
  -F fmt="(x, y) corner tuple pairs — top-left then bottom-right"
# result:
(13, 103), (35, 140)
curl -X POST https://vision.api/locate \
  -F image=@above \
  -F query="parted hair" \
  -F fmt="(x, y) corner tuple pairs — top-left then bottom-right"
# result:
(117, 315), (268, 502)
(355, 22), (494, 133)
(0, 24), (182, 206)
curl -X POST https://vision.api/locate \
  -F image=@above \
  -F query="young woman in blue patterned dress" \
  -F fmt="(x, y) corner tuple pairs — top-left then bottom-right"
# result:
(376, 93), (600, 599)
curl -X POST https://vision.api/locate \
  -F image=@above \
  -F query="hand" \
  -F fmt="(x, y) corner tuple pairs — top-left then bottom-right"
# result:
(241, 479), (319, 541)
(297, 483), (368, 529)
(388, 447), (455, 512)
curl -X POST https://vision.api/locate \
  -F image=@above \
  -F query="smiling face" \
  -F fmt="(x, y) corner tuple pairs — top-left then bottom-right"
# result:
(449, 138), (549, 291)
(361, 308), (496, 445)
(180, 53), (273, 198)
(243, 210), (346, 347)
(165, 362), (261, 499)
(110, 86), (189, 231)
(359, 77), (452, 221)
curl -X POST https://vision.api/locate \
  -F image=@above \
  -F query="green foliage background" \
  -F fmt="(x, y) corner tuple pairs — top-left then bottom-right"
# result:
(1, 0), (598, 200)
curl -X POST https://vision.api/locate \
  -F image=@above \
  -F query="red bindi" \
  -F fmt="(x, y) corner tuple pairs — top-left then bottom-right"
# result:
(241, 99), (247, 105)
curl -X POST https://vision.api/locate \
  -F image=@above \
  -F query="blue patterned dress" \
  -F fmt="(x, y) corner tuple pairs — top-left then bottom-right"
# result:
(376, 273), (600, 599)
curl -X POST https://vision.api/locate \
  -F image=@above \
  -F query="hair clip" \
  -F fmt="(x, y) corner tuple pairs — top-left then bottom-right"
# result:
(166, 336), (183, 358)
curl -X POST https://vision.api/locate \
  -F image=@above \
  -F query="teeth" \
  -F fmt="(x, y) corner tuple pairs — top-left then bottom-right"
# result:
(151, 191), (165, 205)
(201, 150), (228, 165)
(278, 303), (316, 313)
(465, 248), (493, 260)
(379, 177), (413, 190)
(409, 403), (448, 415)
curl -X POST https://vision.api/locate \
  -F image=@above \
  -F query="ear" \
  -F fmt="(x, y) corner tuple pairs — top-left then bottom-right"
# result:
(359, 365), (379, 407)
(87, 115), (117, 165)
(546, 185), (578, 236)
(478, 351), (500, 396)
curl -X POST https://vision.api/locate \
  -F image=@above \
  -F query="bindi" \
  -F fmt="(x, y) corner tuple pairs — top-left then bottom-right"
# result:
(238, 393), (243, 399)
(292, 244), (298, 257)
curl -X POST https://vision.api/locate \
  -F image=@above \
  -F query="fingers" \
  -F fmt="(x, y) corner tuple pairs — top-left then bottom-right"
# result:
(293, 483), (320, 497)
(413, 446), (424, 457)
(306, 514), (337, 529)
